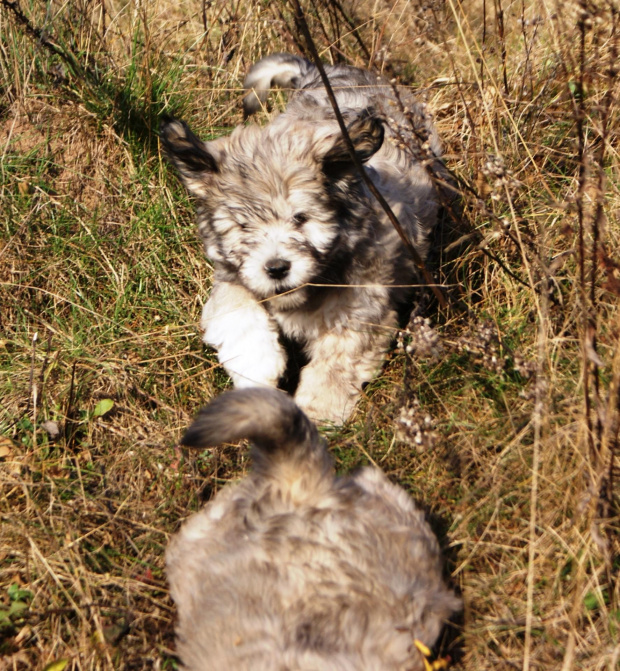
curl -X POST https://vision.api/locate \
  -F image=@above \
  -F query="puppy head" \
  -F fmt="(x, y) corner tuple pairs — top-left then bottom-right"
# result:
(160, 114), (383, 310)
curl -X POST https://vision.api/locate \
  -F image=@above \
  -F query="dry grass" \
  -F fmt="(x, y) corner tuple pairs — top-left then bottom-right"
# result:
(0, 0), (619, 669)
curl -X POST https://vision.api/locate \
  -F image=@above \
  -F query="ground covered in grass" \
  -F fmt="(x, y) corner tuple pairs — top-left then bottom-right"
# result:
(1, 0), (619, 669)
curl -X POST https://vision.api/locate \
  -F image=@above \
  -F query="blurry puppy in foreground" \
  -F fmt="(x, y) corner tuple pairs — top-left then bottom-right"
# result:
(167, 388), (460, 670)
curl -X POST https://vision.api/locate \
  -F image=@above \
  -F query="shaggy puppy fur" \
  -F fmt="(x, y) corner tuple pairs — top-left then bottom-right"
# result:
(161, 53), (448, 423)
(167, 388), (460, 670)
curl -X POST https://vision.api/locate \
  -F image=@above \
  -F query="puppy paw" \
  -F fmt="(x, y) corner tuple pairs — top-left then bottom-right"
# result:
(294, 387), (358, 425)
(201, 283), (286, 388)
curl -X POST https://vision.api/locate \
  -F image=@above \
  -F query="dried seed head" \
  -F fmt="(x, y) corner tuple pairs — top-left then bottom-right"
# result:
(395, 397), (438, 453)
(402, 316), (444, 360)
(513, 353), (535, 379)
(481, 155), (507, 179)
(457, 320), (506, 374)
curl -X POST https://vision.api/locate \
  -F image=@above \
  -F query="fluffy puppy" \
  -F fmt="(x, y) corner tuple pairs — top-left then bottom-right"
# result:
(161, 53), (448, 423)
(167, 388), (460, 670)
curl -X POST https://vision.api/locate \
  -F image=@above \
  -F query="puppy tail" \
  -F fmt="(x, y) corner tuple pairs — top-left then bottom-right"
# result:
(243, 53), (311, 118)
(182, 388), (332, 483)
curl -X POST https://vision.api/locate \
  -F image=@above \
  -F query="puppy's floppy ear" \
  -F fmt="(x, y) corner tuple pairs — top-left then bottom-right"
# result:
(160, 116), (218, 197)
(322, 111), (384, 179)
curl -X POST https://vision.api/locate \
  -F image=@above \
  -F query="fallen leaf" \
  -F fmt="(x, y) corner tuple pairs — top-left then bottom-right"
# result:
(102, 619), (130, 645)
(0, 436), (14, 459)
(135, 567), (154, 584)
(43, 660), (70, 671)
(93, 399), (114, 418)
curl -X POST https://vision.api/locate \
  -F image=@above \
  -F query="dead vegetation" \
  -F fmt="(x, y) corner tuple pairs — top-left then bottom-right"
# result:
(0, 0), (618, 669)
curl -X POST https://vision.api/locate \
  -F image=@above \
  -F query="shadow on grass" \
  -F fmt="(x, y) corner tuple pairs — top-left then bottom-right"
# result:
(1, 0), (187, 157)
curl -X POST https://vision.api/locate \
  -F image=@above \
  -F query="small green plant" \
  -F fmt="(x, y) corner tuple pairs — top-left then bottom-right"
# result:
(0, 583), (33, 631)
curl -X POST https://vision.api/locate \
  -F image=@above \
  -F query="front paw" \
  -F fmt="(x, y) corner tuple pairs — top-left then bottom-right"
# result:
(294, 385), (358, 425)
(201, 284), (286, 388)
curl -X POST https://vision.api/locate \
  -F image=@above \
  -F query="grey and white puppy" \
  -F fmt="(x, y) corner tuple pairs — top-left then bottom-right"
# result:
(161, 53), (447, 423)
(167, 388), (460, 670)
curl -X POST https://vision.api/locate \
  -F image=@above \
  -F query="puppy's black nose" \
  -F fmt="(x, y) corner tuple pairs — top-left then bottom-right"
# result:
(265, 258), (291, 280)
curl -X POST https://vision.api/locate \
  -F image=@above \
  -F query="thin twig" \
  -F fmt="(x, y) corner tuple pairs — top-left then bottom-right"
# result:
(0, 0), (83, 76)
(494, 0), (509, 94)
(328, 0), (372, 63)
(28, 332), (38, 451)
(574, 8), (596, 466)
(288, 0), (447, 309)
(590, 0), (619, 605)
(522, 218), (549, 671)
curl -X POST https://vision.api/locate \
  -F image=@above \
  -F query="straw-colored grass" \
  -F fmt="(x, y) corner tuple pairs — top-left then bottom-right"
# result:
(0, 0), (618, 669)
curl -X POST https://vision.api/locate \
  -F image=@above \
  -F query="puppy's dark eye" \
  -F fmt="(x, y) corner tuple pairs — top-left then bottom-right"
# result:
(292, 213), (308, 226)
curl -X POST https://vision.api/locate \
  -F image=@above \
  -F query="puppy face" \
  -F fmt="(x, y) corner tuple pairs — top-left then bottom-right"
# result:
(203, 130), (342, 310)
(161, 114), (384, 310)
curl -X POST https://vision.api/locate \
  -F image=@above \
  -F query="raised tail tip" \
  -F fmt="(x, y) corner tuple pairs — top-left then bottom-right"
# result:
(181, 387), (318, 455)
(242, 53), (310, 118)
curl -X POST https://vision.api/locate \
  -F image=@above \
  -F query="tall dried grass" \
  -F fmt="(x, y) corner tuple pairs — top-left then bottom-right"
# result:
(0, 0), (618, 669)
